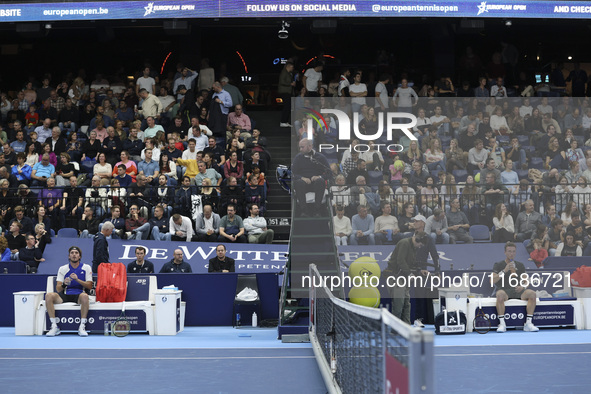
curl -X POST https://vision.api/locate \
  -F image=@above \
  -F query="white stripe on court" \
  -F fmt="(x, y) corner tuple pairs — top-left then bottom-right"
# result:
(437, 351), (591, 357)
(0, 356), (316, 360)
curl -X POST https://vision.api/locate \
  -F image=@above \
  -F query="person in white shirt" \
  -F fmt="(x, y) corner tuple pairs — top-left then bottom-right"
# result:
(333, 205), (352, 245)
(349, 71), (367, 112)
(243, 203), (274, 244)
(182, 138), (199, 161)
(157, 86), (176, 118)
(490, 77), (507, 98)
(374, 74), (391, 111)
(169, 213), (194, 242)
(393, 78), (418, 113)
(302, 62), (323, 96)
(338, 68), (351, 97)
(136, 67), (156, 95)
(519, 97), (533, 118)
(374, 202), (402, 245)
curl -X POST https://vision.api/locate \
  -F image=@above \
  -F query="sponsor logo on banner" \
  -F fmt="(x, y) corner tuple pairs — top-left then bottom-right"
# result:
(477, 1), (527, 16)
(21, 297), (27, 304)
(440, 324), (465, 333)
(162, 296), (168, 303)
(144, 1), (196, 17)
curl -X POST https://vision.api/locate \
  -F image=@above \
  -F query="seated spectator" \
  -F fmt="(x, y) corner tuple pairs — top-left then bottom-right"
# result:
(544, 136), (567, 170)
(159, 154), (177, 181)
(420, 176), (439, 217)
(136, 148), (159, 185)
(10, 130), (27, 154)
(203, 151), (222, 174)
(561, 200), (579, 227)
(208, 244), (235, 273)
(79, 207), (100, 238)
(333, 204), (352, 246)
(218, 204), (247, 243)
(227, 104), (252, 139)
(409, 161), (428, 190)
(123, 127), (145, 163)
(12, 152), (32, 186)
(515, 199), (542, 242)
(6, 221), (26, 253)
(374, 202), (402, 245)
(445, 138), (465, 171)
(31, 153), (56, 187)
(543, 205), (561, 230)
(127, 246), (155, 274)
(37, 177), (62, 228)
(140, 138), (161, 162)
(14, 234), (44, 273)
(169, 213), (194, 242)
(148, 174), (174, 217)
(244, 151), (267, 179)
(55, 152), (77, 187)
(529, 238), (549, 267)
(105, 179), (125, 218)
(112, 150), (137, 182)
(159, 249), (192, 273)
(101, 206), (125, 239)
(40, 142), (57, 167)
(149, 205), (171, 241)
(60, 176), (84, 226)
(492, 203), (515, 243)
(93, 152), (112, 181)
(129, 175), (152, 217)
(467, 139), (488, 175)
(446, 198), (473, 244)
(143, 116), (165, 140)
(195, 161), (222, 187)
(226, 136), (244, 162)
(424, 139), (446, 173)
(25, 141), (40, 167)
(33, 206), (51, 234)
(0, 236), (10, 262)
(85, 175), (108, 218)
(200, 177), (219, 212)
(33, 223), (51, 253)
(81, 130), (101, 162)
(220, 176), (244, 214)
(243, 203), (274, 244)
(350, 205), (375, 245)
(556, 232), (582, 256)
(161, 137), (182, 163)
(203, 136), (226, 167)
(566, 139), (586, 171)
(125, 204), (151, 240)
(114, 164), (133, 188)
(224, 151), (244, 179)
(425, 208), (449, 244)
(194, 204), (220, 242)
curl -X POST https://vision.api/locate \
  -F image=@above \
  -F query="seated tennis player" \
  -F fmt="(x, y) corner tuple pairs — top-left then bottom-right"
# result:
(45, 246), (94, 337)
(491, 242), (539, 333)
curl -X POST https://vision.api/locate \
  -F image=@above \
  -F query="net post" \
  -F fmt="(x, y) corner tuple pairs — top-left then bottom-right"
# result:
(381, 311), (387, 394)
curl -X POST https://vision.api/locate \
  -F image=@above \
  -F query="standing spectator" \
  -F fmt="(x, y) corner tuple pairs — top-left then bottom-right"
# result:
(278, 62), (295, 127)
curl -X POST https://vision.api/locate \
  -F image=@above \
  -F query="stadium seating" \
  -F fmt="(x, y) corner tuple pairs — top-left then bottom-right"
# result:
(57, 228), (78, 238)
(469, 225), (491, 243)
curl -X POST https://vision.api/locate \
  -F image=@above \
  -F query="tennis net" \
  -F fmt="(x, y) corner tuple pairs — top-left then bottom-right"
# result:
(309, 264), (434, 394)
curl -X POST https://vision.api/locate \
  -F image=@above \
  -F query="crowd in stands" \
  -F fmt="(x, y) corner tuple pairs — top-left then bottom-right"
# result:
(286, 60), (591, 261)
(0, 63), (276, 272)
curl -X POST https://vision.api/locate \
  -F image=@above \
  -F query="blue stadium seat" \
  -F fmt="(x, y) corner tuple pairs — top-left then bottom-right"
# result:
(522, 145), (535, 154)
(50, 229), (55, 238)
(498, 135), (510, 145)
(517, 135), (529, 146)
(530, 157), (544, 169)
(57, 228), (78, 238)
(469, 225), (491, 242)
(452, 169), (468, 183)
(367, 171), (383, 187)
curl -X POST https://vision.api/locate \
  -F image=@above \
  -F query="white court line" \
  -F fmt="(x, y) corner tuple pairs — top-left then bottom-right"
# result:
(436, 342), (591, 347)
(437, 351), (591, 357)
(0, 356), (316, 360)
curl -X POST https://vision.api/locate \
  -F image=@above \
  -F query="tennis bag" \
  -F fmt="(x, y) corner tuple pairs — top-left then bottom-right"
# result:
(96, 263), (127, 302)
(435, 309), (467, 335)
(570, 265), (591, 287)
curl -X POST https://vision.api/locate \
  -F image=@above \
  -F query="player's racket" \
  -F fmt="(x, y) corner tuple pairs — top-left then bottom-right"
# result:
(112, 302), (131, 337)
(473, 297), (491, 334)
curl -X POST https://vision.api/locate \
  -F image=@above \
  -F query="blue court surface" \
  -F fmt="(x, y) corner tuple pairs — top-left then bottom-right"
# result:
(2, 326), (591, 393)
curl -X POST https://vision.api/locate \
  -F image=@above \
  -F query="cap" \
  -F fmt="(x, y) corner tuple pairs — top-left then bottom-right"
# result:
(411, 215), (427, 223)
(176, 85), (187, 93)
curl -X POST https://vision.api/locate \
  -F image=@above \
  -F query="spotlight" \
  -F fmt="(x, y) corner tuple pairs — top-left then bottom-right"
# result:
(505, 20), (512, 26)
(44, 23), (52, 29)
(568, 56), (573, 60)
(278, 20), (290, 39)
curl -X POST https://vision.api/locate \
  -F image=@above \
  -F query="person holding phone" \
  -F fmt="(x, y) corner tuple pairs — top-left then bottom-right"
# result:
(491, 242), (538, 333)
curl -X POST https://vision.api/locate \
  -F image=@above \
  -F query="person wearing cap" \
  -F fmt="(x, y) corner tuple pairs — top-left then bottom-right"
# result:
(384, 231), (430, 324)
(45, 246), (93, 336)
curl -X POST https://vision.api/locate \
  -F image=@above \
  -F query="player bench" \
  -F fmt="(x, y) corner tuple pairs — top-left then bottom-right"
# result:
(14, 275), (186, 335)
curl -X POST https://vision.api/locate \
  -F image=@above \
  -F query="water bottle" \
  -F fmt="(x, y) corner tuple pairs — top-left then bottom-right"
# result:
(104, 321), (110, 336)
(252, 312), (258, 327)
(236, 313), (241, 327)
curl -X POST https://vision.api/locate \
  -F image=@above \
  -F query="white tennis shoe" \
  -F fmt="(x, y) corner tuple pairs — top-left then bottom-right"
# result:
(523, 322), (539, 332)
(46, 326), (61, 336)
(496, 323), (506, 333)
(78, 324), (88, 337)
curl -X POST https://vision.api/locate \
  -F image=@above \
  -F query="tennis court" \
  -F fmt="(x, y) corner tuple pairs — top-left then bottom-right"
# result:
(1, 326), (591, 393)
